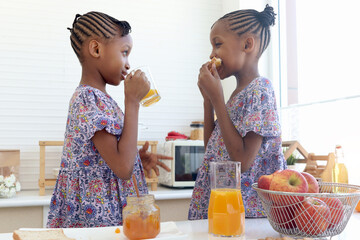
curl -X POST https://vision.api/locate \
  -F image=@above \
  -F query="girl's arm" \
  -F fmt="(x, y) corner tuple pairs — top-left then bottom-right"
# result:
(211, 97), (262, 172)
(203, 98), (215, 149)
(92, 71), (150, 180)
(198, 78), (215, 148)
(91, 100), (140, 180)
(198, 63), (262, 172)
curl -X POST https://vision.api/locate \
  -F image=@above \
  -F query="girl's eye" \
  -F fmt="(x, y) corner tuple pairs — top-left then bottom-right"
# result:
(123, 51), (129, 56)
(215, 43), (222, 48)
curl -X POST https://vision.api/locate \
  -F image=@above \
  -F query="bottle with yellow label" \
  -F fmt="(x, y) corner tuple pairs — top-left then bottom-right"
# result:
(333, 145), (348, 184)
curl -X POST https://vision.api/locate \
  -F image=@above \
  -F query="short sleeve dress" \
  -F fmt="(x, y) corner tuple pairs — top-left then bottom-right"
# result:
(47, 85), (148, 228)
(188, 77), (286, 219)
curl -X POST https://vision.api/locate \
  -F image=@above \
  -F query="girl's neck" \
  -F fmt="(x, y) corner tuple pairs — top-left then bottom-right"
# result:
(79, 68), (107, 93)
(232, 66), (260, 96)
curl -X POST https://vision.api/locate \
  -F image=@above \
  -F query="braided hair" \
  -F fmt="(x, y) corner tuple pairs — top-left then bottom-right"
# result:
(219, 4), (276, 56)
(67, 11), (131, 62)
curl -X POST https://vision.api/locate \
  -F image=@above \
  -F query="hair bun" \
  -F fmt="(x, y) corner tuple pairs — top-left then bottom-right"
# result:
(257, 4), (276, 27)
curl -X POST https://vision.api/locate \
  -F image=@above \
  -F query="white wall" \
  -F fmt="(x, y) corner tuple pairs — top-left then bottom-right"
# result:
(0, 0), (228, 189)
(221, 0), (280, 103)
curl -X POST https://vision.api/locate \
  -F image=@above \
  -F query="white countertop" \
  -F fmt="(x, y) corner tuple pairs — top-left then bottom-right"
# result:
(176, 213), (360, 239)
(0, 186), (193, 208)
(1, 213), (359, 240)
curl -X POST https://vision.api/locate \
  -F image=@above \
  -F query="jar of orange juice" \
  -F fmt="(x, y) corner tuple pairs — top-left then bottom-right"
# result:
(123, 194), (160, 240)
(208, 161), (245, 238)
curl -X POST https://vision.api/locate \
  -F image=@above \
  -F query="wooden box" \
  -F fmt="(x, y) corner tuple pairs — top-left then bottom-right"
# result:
(0, 150), (20, 179)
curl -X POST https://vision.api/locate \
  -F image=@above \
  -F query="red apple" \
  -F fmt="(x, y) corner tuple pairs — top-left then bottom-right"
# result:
(301, 172), (319, 193)
(319, 197), (344, 228)
(269, 169), (309, 205)
(257, 171), (283, 201)
(258, 174), (274, 190)
(269, 205), (297, 229)
(294, 197), (331, 235)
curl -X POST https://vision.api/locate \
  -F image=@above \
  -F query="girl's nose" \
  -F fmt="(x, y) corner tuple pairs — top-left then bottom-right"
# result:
(125, 62), (130, 70)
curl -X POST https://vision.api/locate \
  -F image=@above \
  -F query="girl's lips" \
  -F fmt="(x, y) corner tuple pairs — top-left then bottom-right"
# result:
(121, 72), (128, 80)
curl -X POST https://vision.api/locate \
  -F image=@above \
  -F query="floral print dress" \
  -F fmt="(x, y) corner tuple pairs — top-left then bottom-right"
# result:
(47, 85), (148, 228)
(188, 77), (286, 219)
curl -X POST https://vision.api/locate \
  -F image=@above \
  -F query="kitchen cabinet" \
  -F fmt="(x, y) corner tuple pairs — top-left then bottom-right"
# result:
(0, 187), (193, 233)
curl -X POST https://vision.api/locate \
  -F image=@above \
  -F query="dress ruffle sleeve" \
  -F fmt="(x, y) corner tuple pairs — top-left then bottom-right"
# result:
(234, 78), (281, 138)
(72, 88), (123, 140)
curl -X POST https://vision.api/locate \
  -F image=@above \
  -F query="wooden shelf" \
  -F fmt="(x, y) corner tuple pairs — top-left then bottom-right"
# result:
(38, 141), (159, 196)
(282, 141), (335, 182)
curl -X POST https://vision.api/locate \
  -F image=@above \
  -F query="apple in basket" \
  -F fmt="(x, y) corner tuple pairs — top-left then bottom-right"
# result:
(268, 204), (297, 229)
(294, 197), (331, 235)
(319, 197), (345, 229)
(258, 174), (274, 190)
(301, 172), (319, 193)
(258, 170), (283, 190)
(269, 169), (309, 205)
(258, 170), (282, 201)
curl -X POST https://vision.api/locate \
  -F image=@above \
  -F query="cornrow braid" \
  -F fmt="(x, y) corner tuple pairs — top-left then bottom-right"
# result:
(219, 4), (276, 56)
(67, 11), (131, 61)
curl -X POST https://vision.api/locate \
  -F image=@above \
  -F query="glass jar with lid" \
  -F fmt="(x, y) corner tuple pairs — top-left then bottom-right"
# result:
(190, 121), (204, 140)
(123, 194), (160, 240)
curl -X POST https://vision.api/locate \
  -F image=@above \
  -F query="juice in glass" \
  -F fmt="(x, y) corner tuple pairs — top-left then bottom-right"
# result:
(131, 66), (161, 107)
(141, 89), (161, 107)
(208, 161), (244, 237)
(208, 188), (245, 237)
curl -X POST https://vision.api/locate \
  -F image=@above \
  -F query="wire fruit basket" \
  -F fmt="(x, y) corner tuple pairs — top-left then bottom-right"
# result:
(252, 182), (360, 239)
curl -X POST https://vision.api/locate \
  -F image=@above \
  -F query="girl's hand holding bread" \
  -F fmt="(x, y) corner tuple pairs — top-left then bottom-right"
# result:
(198, 57), (223, 103)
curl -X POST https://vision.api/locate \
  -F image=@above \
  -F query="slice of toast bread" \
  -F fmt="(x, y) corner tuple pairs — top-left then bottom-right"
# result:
(13, 229), (75, 240)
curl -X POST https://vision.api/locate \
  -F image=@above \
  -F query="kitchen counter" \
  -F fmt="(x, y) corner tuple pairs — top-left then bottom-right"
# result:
(0, 213), (359, 239)
(176, 212), (360, 239)
(0, 186), (193, 208)
(0, 186), (193, 232)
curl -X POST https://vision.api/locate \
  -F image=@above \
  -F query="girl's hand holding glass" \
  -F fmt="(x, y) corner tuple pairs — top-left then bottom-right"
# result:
(132, 66), (161, 107)
(124, 69), (150, 104)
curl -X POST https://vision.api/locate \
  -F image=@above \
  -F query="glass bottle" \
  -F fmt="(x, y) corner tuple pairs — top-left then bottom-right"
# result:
(208, 161), (245, 238)
(123, 194), (160, 240)
(334, 145), (349, 184)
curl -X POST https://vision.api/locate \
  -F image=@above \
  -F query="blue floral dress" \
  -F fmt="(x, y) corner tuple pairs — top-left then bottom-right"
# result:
(47, 85), (148, 228)
(188, 77), (286, 219)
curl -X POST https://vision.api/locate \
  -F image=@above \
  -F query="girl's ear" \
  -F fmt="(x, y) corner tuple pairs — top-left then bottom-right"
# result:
(244, 37), (255, 52)
(88, 40), (101, 58)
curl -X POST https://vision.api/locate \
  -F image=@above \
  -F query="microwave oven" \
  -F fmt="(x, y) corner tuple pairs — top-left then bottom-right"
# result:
(158, 140), (205, 188)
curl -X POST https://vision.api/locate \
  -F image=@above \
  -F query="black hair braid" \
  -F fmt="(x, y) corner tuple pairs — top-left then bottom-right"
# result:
(219, 4), (276, 56)
(67, 11), (132, 62)
(257, 4), (276, 27)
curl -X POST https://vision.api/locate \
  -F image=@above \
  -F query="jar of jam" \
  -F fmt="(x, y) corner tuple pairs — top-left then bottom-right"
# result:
(123, 194), (160, 240)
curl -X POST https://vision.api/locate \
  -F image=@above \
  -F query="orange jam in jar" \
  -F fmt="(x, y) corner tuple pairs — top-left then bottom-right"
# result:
(123, 194), (160, 240)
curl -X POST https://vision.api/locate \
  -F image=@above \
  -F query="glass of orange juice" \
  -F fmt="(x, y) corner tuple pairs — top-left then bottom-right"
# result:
(131, 66), (161, 107)
(208, 161), (245, 238)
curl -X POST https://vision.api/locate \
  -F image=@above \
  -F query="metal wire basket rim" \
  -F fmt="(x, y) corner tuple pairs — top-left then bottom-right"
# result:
(252, 182), (360, 198)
